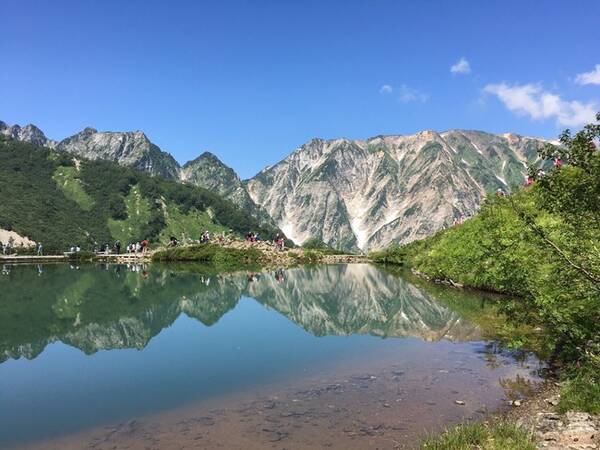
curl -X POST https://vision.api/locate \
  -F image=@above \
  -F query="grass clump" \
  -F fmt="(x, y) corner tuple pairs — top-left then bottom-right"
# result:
(421, 421), (535, 450)
(107, 185), (152, 244)
(52, 166), (95, 211)
(558, 346), (600, 414)
(152, 244), (264, 269)
(158, 203), (227, 245)
(559, 374), (600, 414)
(301, 238), (347, 255)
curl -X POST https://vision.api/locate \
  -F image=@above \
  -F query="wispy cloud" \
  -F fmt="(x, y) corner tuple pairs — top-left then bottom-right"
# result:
(398, 84), (429, 103)
(379, 84), (393, 94)
(575, 64), (600, 85)
(484, 82), (596, 127)
(450, 57), (471, 75)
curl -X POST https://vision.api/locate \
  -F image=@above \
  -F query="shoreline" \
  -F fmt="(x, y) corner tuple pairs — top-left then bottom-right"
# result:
(14, 339), (539, 450)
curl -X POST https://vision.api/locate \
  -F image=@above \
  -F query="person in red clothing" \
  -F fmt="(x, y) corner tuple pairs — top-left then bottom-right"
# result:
(140, 238), (149, 254)
(554, 157), (563, 168)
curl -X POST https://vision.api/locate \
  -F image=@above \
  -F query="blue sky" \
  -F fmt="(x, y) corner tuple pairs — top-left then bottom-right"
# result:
(1, 0), (599, 178)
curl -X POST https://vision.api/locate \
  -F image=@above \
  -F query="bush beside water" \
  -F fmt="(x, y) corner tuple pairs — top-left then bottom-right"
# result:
(152, 244), (264, 270)
(373, 115), (600, 417)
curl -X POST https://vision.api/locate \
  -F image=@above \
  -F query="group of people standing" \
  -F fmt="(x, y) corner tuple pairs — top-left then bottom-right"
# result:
(92, 239), (149, 255)
(245, 231), (260, 243)
(125, 239), (149, 254)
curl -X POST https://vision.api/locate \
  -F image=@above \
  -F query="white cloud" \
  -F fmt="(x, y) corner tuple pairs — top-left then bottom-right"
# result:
(484, 82), (596, 127)
(450, 57), (471, 75)
(575, 64), (600, 85)
(398, 84), (429, 103)
(379, 84), (393, 94)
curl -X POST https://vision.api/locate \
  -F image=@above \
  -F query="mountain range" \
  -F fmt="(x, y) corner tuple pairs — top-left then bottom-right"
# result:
(0, 264), (484, 362)
(1, 120), (549, 251)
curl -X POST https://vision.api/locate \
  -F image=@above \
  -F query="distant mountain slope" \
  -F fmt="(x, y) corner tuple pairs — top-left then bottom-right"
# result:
(2, 120), (549, 251)
(56, 127), (181, 180)
(246, 131), (548, 251)
(181, 152), (274, 226)
(0, 136), (281, 252)
(0, 120), (56, 147)
(1, 120), (277, 228)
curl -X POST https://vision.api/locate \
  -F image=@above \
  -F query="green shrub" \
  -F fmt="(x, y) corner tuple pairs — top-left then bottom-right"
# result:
(374, 114), (600, 366)
(0, 138), (284, 253)
(421, 421), (535, 450)
(152, 244), (264, 270)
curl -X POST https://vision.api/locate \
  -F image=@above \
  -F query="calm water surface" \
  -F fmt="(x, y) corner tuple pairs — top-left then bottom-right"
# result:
(0, 263), (540, 449)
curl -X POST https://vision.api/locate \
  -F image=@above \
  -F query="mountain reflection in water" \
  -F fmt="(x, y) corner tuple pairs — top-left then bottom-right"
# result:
(0, 263), (482, 363)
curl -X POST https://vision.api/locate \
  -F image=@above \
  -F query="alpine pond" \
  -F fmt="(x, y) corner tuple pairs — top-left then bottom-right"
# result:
(0, 263), (541, 449)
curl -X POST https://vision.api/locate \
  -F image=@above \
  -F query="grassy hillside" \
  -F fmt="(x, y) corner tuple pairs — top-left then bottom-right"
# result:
(0, 136), (282, 252)
(372, 115), (600, 413)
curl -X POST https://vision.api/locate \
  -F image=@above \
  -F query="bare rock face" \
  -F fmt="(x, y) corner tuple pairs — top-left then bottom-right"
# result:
(246, 131), (547, 252)
(0, 121), (56, 148)
(56, 127), (181, 180)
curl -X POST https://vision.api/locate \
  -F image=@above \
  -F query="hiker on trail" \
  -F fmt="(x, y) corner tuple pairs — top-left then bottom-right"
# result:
(37, 242), (43, 256)
(496, 188), (506, 197)
(141, 239), (149, 254)
(554, 157), (563, 169)
(135, 241), (141, 253)
(168, 236), (179, 247)
(275, 235), (285, 251)
(115, 240), (121, 255)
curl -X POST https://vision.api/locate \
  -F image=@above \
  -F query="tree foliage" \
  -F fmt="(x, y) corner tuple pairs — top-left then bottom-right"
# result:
(372, 113), (600, 364)
(0, 137), (282, 252)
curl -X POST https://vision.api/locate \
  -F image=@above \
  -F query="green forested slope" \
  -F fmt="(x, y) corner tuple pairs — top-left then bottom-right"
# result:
(0, 137), (281, 252)
(372, 116), (600, 415)
(372, 115), (600, 365)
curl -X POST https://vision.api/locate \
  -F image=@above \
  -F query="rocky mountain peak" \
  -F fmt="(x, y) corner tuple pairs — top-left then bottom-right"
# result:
(81, 127), (98, 135)
(0, 121), (55, 148)
(183, 151), (226, 168)
(246, 129), (547, 251)
(2, 119), (548, 251)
